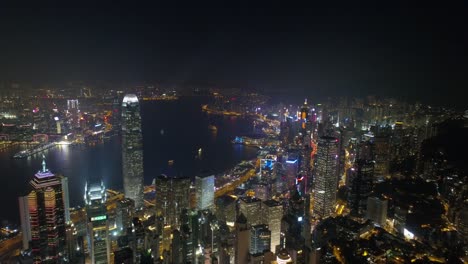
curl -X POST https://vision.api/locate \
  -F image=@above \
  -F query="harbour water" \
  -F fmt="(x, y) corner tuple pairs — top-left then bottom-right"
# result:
(0, 97), (258, 224)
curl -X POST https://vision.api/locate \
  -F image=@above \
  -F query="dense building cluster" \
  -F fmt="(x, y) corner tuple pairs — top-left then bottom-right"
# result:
(1, 86), (465, 263)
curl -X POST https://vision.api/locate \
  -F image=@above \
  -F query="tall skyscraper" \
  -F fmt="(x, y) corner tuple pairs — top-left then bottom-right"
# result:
(239, 196), (262, 226)
(121, 94), (144, 209)
(313, 136), (339, 218)
(347, 159), (374, 217)
(196, 173), (215, 210)
(262, 199), (283, 253)
(235, 214), (250, 264)
(85, 180), (110, 264)
(373, 135), (390, 182)
(67, 99), (80, 128)
(18, 158), (67, 263)
(116, 198), (134, 234)
(155, 174), (191, 228)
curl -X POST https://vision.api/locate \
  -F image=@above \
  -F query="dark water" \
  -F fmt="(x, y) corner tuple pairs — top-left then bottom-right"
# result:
(0, 97), (258, 224)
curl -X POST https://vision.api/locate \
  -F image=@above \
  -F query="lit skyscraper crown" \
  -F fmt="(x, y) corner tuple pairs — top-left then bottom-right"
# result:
(122, 94), (139, 104)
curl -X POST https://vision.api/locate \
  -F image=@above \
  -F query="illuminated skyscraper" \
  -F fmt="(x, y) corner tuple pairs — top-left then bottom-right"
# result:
(121, 94), (144, 209)
(239, 196), (262, 226)
(196, 173), (215, 211)
(67, 99), (80, 128)
(155, 174), (191, 228)
(262, 199), (283, 253)
(300, 98), (310, 133)
(18, 158), (67, 263)
(313, 136), (339, 218)
(85, 181), (110, 264)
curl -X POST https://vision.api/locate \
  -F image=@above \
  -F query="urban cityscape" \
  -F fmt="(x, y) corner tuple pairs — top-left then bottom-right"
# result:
(0, 4), (467, 264)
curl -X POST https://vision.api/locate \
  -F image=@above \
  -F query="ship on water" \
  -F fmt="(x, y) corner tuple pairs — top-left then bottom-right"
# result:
(208, 125), (217, 131)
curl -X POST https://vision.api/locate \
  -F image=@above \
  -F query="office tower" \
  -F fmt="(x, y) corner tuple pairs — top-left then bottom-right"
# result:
(111, 97), (121, 131)
(216, 195), (237, 226)
(300, 99), (309, 131)
(155, 174), (191, 228)
(67, 99), (80, 128)
(121, 94), (144, 209)
(366, 196), (388, 226)
(61, 176), (71, 223)
(262, 200), (283, 253)
(18, 158), (67, 263)
(196, 173), (215, 210)
(250, 224), (271, 255)
(347, 160), (374, 217)
(313, 136), (339, 218)
(373, 135), (390, 181)
(239, 196), (262, 226)
(116, 198), (134, 234)
(85, 181), (110, 264)
(171, 229), (183, 264)
(284, 154), (299, 189)
(234, 214), (250, 264)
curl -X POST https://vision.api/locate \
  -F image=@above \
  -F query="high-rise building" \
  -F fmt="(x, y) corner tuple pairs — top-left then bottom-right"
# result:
(116, 198), (134, 234)
(300, 99), (310, 132)
(155, 174), (191, 228)
(366, 196), (388, 226)
(121, 94), (144, 209)
(196, 173), (215, 210)
(216, 195), (237, 226)
(373, 135), (390, 182)
(67, 99), (80, 128)
(262, 199), (283, 253)
(239, 196), (262, 226)
(234, 214), (250, 264)
(18, 158), (67, 263)
(284, 154), (299, 189)
(85, 181), (110, 264)
(250, 224), (271, 255)
(347, 160), (374, 217)
(313, 136), (339, 218)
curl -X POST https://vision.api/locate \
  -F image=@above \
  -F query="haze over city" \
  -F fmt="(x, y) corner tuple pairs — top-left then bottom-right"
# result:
(0, 3), (467, 264)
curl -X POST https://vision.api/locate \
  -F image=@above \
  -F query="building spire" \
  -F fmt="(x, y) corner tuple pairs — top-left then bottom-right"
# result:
(42, 155), (47, 172)
(304, 98), (308, 105)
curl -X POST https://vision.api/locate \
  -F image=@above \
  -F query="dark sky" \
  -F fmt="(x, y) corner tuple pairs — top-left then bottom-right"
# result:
(0, 3), (466, 106)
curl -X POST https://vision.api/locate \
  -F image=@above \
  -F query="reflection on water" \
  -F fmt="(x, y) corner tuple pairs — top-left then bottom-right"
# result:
(0, 98), (258, 223)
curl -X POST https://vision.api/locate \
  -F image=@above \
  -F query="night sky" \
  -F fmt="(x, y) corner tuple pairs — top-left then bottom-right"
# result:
(0, 3), (466, 106)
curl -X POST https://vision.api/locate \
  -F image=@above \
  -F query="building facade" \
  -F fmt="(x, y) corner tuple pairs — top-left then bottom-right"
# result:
(19, 159), (67, 263)
(313, 136), (339, 218)
(121, 94), (144, 209)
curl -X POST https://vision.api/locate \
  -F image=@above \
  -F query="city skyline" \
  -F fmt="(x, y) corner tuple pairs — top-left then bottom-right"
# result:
(0, 3), (467, 263)
(0, 4), (466, 107)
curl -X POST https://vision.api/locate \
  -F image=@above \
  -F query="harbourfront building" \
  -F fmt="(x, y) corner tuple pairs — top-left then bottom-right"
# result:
(196, 173), (215, 211)
(121, 94), (144, 209)
(18, 158), (67, 263)
(85, 181), (110, 264)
